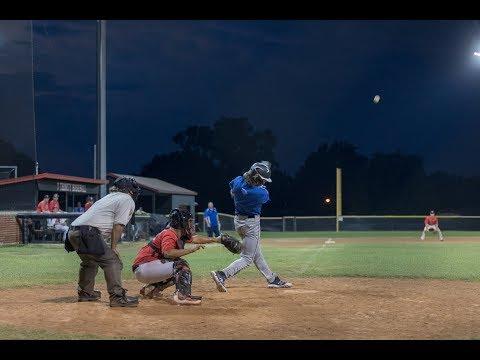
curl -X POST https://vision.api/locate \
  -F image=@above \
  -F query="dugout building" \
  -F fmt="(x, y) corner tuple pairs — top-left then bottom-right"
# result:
(107, 173), (198, 216)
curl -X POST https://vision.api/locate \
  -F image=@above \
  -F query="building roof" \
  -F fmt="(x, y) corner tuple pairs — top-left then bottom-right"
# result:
(0, 172), (109, 187)
(108, 173), (197, 196)
(107, 173), (197, 196)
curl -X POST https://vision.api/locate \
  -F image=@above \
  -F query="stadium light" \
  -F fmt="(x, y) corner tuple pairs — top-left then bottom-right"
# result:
(324, 197), (331, 204)
(475, 51), (480, 57)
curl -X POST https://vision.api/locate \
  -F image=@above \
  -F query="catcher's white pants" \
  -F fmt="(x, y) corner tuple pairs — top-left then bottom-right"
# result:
(222, 215), (275, 282)
(421, 224), (444, 240)
(134, 260), (174, 284)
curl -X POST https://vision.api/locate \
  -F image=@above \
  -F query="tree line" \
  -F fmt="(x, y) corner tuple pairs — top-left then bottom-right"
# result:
(137, 117), (480, 216)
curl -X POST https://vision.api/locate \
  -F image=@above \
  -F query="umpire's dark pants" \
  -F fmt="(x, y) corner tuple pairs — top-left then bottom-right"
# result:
(78, 248), (125, 298)
(69, 230), (125, 297)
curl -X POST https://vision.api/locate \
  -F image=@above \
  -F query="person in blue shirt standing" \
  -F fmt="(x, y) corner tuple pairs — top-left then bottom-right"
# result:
(204, 202), (221, 238)
(74, 201), (85, 213)
(211, 161), (292, 291)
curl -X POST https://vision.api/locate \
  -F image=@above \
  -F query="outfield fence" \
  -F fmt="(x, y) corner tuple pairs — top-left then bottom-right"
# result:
(198, 213), (480, 232)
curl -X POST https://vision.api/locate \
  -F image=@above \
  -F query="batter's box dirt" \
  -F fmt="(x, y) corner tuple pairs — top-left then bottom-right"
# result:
(2, 277), (480, 339)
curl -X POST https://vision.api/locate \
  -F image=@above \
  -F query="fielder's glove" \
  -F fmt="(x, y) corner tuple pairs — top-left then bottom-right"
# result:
(220, 233), (242, 254)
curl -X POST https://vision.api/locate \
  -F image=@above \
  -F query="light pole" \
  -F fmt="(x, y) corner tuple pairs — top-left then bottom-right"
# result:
(97, 20), (107, 197)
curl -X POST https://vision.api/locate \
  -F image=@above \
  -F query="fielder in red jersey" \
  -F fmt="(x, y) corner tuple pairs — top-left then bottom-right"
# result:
(420, 210), (444, 241)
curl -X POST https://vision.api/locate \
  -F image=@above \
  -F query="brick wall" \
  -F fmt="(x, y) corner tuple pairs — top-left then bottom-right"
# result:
(0, 212), (21, 244)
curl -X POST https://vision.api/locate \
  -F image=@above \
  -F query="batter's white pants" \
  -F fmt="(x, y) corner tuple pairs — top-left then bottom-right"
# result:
(421, 224), (444, 240)
(222, 215), (276, 283)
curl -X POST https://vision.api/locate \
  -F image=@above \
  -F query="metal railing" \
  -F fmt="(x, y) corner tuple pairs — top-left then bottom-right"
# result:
(197, 213), (480, 232)
(15, 212), (168, 244)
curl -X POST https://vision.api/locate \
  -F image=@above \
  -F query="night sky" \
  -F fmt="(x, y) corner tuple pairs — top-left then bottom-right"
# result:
(2, 20), (480, 178)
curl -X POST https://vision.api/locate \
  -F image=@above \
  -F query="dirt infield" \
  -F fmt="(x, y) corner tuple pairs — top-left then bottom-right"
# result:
(1, 277), (480, 339)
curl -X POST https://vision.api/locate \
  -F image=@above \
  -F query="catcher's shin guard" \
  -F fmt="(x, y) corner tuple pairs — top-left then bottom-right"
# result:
(173, 259), (193, 296)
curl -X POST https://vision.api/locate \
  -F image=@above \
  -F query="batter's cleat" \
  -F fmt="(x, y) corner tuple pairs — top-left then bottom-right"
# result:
(210, 271), (227, 292)
(172, 291), (202, 305)
(267, 276), (293, 289)
(78, 289), (102, 302)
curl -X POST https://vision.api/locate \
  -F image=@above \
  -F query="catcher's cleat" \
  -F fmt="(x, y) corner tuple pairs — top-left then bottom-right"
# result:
(140, 278), (175, 299)
(210, 271), (227, 292)
(172, 291), (202, 305)
(78, 289), (102, 302)
(267, 276), (293, 289)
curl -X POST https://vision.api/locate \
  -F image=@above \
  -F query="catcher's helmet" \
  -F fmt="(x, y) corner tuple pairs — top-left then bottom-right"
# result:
(113, 177), (141, 201)
(249, 161), (272, 184)
(169, 208), (193, 231)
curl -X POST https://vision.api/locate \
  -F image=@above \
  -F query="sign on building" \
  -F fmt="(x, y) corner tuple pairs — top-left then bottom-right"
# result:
(57, 182), (87, 193)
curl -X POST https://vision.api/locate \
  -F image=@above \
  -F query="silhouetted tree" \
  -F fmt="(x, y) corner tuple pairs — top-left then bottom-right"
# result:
(141, 119), (480, 216)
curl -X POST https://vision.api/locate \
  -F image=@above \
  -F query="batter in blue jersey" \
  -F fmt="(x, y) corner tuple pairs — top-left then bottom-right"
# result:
(211, 161), (292, 291)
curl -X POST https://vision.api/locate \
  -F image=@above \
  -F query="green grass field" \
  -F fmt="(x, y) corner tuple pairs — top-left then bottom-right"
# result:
(1, 231), (480, 289)
(1, 231), (480, 339)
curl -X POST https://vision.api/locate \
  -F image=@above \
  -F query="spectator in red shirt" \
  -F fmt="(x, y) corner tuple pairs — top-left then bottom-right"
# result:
(420, 210), (444, 241)
(84, 197), (94, 211)
(36, 195), (50, 213)
(132, 208), (221, 305)
(48, 193), (60, 212)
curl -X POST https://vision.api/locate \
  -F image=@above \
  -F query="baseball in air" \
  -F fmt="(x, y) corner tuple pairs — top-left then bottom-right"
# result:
(373, 95), (381, 104)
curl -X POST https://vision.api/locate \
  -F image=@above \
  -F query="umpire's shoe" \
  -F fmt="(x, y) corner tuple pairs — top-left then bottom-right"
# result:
(210, 271), (227, 292)
(110, 290), (139, 308)
(267, 276), (293, 289)
(78, 289), (102, 302)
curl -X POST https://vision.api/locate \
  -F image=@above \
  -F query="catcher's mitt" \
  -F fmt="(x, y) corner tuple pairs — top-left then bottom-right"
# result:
(220, 233), (242, 254)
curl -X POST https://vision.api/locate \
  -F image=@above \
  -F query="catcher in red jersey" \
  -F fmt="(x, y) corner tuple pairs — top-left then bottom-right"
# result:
(132, 208), (241, 305)
(420, 210), (444, 241)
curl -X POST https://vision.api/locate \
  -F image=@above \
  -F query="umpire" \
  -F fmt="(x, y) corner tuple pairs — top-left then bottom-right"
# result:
(67, 177), (140, 307)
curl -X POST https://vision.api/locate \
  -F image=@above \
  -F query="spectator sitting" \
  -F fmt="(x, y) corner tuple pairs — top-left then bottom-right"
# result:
(74, 201), (85, 213)
(48, 193), (61, 212)
(84, 197), (94, 211)
(36, 195), (50, 213)
(47, 209), (69, 242)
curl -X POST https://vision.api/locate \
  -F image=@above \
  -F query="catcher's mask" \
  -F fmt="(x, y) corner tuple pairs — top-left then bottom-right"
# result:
(113, 177), (141, 201)
(169, 208), (194, 236)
